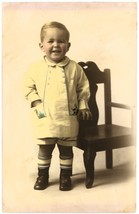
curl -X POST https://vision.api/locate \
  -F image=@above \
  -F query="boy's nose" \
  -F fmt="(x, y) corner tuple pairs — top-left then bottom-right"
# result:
(53, 41), (58, 47)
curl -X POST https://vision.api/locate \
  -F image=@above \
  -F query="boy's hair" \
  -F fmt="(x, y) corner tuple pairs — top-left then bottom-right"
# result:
(40, 21), (70, 42)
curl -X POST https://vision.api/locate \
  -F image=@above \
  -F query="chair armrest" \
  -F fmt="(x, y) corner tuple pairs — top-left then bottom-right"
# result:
(107, 102), (132, 110)
(107, 102), (134, 129)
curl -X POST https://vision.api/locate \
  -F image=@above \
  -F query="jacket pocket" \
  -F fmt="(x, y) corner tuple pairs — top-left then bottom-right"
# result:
(31, 103), (47, 125)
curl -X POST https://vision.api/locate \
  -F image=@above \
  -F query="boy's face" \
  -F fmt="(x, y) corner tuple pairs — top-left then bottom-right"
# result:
(40, 28), (71, 63)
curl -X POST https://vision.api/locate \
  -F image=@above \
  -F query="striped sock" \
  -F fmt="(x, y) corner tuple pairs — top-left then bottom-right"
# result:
(60, 156), (73, 170)
(38, 155), (51, 169)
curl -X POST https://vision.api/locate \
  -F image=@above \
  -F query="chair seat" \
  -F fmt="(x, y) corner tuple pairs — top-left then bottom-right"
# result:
(78, 124), (133, 151)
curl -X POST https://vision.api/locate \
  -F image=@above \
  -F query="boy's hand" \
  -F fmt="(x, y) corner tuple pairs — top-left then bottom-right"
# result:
(77, 109), (92, 120)
(31, 100), (46, 118)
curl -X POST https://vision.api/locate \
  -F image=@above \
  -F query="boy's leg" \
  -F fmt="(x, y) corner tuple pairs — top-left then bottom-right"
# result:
(57, 144), (73, 191)
(34, 144), (55, 190)
(38, 144), (55, 169)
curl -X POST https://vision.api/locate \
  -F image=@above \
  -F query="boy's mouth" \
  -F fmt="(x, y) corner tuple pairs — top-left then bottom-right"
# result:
(52, 50), (61, 53)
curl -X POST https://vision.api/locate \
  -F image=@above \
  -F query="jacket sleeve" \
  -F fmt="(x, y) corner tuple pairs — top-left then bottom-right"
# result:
(76, 65), (90, 110)
(23, 64), (41, 104)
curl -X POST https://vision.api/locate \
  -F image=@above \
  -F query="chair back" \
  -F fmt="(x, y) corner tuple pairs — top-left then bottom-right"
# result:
(78, 61), (112, 128)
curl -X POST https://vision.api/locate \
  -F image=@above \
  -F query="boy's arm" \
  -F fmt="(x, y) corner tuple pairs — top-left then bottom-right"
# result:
(76, 66), (92, 120)
(76, 66), (90, 110)
(24, 80), (41, 107)
(23, 67), (41, 107)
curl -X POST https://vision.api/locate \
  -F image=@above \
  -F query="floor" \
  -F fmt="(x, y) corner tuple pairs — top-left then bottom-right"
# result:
(2, 144), (136, 213)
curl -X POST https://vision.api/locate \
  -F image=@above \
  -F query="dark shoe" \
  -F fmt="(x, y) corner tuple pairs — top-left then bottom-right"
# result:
(34, 168), (49, 190)
(59, 175), (72, 191)
(85, 175), (94, 189)
(34, 175), (48, 190)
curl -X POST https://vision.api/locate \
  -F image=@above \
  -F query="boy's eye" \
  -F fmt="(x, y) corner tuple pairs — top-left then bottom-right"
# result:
(58, 40), (66, 43)
(47, 40), (66, 44)
(48, 40), (53, 43)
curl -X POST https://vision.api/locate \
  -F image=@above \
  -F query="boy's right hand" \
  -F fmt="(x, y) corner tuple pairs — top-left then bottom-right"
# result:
(32, 100), (46, 119)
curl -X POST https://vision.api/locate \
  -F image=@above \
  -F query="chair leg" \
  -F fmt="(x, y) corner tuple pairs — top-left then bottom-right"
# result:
(83, 146), (96, 188)
(106, 149), (113, 169)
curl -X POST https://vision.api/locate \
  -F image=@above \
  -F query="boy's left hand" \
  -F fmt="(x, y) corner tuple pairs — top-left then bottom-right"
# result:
(77, 109), (92, 120)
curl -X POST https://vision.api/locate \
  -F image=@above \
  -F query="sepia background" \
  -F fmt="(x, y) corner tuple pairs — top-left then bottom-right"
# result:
(2, 2), (136, 212)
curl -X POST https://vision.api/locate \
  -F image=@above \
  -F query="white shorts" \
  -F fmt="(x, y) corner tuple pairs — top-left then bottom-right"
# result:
(36, 137), (77, 147)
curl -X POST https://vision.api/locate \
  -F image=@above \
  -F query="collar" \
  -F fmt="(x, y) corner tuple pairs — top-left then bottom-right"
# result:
(44, 56), (70, 67)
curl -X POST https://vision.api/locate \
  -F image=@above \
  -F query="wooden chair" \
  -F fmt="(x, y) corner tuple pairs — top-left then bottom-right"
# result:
(77, 61), (134, 188)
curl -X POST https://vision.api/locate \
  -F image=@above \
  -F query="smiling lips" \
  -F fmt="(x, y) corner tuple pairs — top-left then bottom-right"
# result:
(52, 49), (61, 53)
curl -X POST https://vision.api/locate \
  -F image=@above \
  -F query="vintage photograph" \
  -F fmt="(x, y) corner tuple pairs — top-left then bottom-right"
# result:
(2, 2), (136, 212)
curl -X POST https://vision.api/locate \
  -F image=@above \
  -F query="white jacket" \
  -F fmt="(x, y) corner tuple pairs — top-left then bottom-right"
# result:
(24, 57), (90, 140)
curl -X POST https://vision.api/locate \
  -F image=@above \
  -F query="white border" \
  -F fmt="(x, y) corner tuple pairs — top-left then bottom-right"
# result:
(0, 1), (138, 214)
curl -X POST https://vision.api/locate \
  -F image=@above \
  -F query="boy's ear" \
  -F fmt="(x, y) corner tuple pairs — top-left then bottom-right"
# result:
(39, 43), (44, 51)
(67, 42), (71, 51)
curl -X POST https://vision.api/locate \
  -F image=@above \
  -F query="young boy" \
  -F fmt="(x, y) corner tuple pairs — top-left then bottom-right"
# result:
(24, 21), (92, 191)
